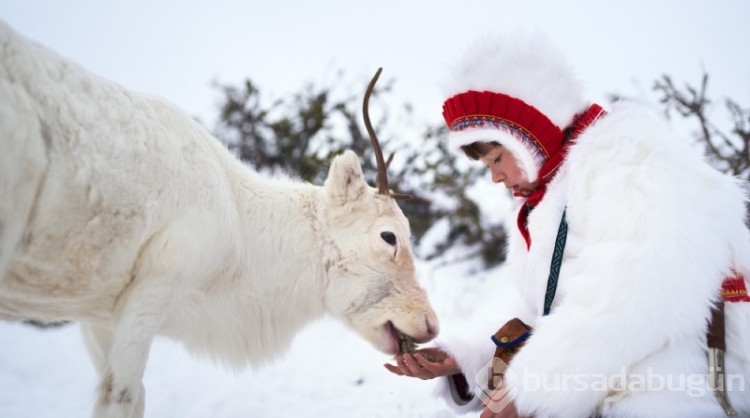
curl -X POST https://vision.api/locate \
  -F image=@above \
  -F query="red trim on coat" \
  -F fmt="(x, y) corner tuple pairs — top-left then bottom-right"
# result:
(723, 272), (750, 303)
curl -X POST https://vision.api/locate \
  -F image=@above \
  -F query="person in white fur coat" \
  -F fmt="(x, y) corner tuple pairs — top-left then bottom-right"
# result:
(384, 34), (750, 417)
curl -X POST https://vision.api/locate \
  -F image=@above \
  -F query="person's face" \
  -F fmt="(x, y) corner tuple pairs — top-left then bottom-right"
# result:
(479, 145), (539, 197)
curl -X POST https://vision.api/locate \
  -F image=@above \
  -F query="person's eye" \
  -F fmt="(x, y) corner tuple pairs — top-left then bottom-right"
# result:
(494, 155), (502, 164)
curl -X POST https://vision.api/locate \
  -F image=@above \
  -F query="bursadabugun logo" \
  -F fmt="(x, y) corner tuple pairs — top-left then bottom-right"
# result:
(475, 356), (519, 413)
(473, 357), (747, 414)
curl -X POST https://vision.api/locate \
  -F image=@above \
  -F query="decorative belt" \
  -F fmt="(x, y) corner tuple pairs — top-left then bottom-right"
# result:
(708, 271), (749, 416)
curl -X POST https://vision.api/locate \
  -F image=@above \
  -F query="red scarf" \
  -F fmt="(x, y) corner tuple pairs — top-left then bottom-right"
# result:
(516, 104), (606, 249)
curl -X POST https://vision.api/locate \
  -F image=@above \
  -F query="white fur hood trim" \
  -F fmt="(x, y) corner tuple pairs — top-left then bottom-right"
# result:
(440, 33), (588, 129)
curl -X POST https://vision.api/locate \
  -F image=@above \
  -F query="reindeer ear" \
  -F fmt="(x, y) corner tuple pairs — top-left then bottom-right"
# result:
(325, 150), (369, 203)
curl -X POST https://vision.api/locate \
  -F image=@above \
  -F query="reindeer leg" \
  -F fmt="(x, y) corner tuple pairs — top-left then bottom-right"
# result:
(82, 322), (144, 418)
(91, 275), (168, 418)
(91, 250), (182, 418)
(81, 323), (113, 377)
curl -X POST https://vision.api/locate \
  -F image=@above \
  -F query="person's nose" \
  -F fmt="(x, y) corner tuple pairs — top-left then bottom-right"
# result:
(491, 168), (505, 184)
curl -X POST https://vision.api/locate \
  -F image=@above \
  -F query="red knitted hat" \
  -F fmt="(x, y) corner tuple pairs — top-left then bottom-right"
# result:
(442, 90), (565, 181)
(440, 34), (588, 182)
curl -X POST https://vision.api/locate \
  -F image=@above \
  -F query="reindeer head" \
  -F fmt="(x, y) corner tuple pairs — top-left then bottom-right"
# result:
(321, 69), (438, 354)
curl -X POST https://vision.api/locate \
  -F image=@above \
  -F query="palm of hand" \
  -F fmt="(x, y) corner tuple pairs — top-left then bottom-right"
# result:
(383, 347), (460, 379)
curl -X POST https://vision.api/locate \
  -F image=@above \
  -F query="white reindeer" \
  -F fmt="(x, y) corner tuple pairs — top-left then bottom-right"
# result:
(0, 20), (438, 418)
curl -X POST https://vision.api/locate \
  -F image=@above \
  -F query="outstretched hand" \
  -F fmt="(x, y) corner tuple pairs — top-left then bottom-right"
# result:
(383, 347), (460, 380)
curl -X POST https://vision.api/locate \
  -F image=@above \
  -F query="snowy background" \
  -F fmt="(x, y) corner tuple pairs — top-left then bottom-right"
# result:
(1, 1), (749, 417)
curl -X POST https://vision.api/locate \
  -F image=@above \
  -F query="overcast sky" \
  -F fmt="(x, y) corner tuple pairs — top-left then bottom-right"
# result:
(2, 0), (749, 131)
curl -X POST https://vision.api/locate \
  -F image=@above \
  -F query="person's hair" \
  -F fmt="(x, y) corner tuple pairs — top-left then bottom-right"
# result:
(460, 141), (501, 161)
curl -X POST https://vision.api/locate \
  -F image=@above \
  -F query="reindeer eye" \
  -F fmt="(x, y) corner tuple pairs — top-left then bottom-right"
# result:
(380, 232), (396, 246)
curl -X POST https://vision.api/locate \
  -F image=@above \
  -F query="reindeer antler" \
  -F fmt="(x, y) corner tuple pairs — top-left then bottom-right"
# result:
(363, 68), (390, 195)
(363, 68), (411, 200)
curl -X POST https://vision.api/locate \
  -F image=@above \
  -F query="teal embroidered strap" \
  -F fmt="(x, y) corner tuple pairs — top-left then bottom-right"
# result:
(544, 209), (568, 316)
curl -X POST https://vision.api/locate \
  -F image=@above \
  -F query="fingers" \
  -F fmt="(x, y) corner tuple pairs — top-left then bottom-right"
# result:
(398, 354), (429, 379)
(383, 353), (435, 380)
(480, 384), (520, 418)
(480, 405), (520, 418)
(416, 347), (449, 363)
(383, 352), (461, 380)
(480, 403), (515, 418)
(480, 406), (502, 418)
(413, 351), (461, 376)
(383, 362), (404, 375)
(404, 353), (434, 379)
(412, 353), (448, 375)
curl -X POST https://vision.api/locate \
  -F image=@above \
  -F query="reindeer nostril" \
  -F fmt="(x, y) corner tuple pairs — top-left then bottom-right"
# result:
(425, 314), (438, 338)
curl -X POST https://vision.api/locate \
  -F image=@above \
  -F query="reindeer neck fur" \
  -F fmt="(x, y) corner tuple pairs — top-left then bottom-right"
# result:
(167, 143), (333, 369)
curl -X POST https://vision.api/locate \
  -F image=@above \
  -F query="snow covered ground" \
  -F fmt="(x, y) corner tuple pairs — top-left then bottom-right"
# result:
(0, 253), (510, 418)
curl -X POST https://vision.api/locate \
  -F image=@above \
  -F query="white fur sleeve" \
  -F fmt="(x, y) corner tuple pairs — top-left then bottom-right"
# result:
(432, 322), (497, 414)
(431, 274), (531, 413)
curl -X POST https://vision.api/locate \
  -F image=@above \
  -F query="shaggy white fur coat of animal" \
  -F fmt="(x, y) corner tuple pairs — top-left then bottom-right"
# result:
(434, 102), (750, 417)
(0, 19), (438, 418)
